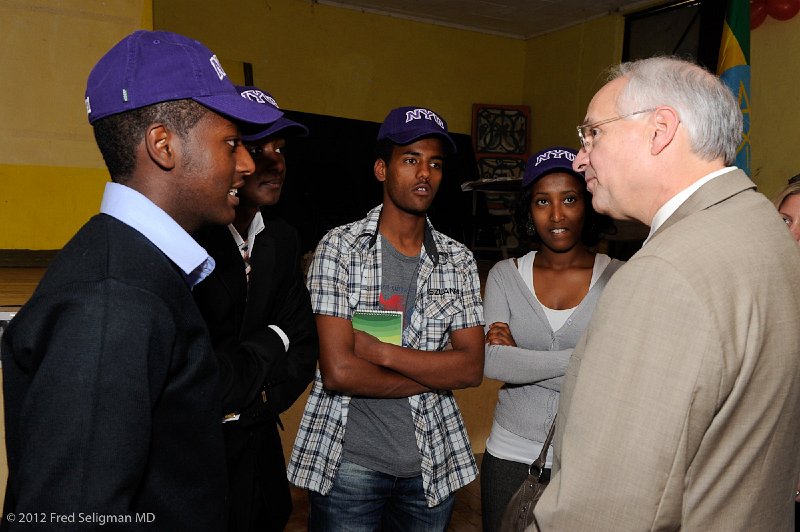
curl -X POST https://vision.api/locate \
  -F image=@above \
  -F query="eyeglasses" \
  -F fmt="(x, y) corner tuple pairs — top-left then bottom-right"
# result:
(576, 108), (657, 151)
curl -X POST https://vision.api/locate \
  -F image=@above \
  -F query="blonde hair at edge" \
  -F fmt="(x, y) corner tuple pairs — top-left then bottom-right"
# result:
(773, 181), (800, 210)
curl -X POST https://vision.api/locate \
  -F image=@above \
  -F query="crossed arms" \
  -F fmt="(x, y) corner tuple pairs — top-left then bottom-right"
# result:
(316, 315), (484, 397)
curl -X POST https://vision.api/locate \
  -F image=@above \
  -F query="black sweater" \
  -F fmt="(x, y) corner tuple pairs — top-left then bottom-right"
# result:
(2, 214), (225, 531)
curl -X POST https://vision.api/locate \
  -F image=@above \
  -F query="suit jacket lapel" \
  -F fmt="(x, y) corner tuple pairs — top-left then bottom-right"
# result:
(204, 227), (248, 327)
(650, 169), (756, 241)
(242, 226), (275, 331)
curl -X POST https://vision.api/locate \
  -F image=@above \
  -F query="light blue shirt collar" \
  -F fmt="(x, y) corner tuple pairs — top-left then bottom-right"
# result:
(99, 182), (215, 287)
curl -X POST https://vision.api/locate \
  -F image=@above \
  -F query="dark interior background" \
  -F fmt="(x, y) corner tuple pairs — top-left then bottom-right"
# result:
(267, 109), (480, 255)
(623, 0), (725, 67)
(264, 0), (727, 260)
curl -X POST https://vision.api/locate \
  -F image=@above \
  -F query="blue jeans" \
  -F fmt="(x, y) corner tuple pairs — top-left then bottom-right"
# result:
(308, 459), (455, 532)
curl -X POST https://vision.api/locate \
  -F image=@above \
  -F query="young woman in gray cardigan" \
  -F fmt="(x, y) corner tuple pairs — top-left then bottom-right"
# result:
(480, 147), (624, 531)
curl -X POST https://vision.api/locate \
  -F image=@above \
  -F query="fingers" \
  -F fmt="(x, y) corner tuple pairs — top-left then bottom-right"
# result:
(487, 322), (511, 335)
(485, 322), (516, 346)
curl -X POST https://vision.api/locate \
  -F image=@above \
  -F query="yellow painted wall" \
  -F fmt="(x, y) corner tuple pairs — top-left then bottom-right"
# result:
(153, 0), (526, 135)
(3, 0), (793, 244)
(0, 0), (152, 249)
(0, 166), (109, 249)
(751, 15), (800, 200)
(523, 15), (625, 151)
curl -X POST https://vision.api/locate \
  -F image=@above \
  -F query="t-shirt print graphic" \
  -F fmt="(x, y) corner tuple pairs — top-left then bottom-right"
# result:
(379, 291), (404, 312)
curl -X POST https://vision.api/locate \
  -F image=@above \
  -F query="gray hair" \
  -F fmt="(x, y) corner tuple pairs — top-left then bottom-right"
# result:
(609, 56), (743, 166)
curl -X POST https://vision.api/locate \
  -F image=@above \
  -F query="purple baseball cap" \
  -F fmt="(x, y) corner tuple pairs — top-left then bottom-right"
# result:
(235, 85), (309, 142)
(377, 106), (457, 153)
(522, 147), (583, 189)
(85, 30), (283, 126)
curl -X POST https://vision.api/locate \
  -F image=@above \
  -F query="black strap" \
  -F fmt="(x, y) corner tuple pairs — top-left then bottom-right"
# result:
(528, 414), (557, 478)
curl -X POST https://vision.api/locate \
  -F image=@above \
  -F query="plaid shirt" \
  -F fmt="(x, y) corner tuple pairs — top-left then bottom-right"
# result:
(287, 205), (483, 506)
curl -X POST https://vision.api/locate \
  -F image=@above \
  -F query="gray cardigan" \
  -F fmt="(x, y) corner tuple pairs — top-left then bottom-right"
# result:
(483, 255), (623, 445)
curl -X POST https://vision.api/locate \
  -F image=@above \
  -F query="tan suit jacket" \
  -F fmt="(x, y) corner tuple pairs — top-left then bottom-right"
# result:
(534, 170), (800, 531)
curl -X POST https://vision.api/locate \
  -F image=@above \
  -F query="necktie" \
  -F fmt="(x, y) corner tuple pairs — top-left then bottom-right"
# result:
(240, 240), (251, 284)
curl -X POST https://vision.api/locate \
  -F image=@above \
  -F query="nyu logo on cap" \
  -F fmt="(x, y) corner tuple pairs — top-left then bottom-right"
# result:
(84, 30), (282, 127)
(377, 105), (457, 153)
(209, 55), (226, 80)
(535, 148), (575, 166)
(235, 85), (309, 142)
(522, 147), (583, 188)
(239, 88), (279, 108)
(404, 108), (446, 130)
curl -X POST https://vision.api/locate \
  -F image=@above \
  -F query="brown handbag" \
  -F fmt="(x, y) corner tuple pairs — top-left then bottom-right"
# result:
(497, 415), (556, 532)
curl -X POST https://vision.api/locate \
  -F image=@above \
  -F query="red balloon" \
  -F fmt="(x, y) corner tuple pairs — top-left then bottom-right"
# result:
(766, 0), (800, 20)
(752, 0), (768, 28)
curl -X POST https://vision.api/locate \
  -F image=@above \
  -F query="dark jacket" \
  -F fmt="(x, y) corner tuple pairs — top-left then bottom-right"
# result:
(193, 210), (318, 531)
(2, 214), (226, 531)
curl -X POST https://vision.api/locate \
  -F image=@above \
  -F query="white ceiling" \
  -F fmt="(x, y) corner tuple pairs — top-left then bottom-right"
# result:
(319, 0), (660, 39)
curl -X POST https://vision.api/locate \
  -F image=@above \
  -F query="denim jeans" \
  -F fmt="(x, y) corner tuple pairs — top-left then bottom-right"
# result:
(308, 459), (455, 532)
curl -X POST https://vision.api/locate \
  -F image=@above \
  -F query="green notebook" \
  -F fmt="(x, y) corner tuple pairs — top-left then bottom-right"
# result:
(352, 310), (403, 346)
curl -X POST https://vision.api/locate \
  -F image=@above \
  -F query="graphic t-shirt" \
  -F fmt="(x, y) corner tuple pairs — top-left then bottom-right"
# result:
(342, 235), (422, 477)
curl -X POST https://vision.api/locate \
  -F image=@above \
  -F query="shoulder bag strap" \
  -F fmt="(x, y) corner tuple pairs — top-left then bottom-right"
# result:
(529, 414), (556, 478)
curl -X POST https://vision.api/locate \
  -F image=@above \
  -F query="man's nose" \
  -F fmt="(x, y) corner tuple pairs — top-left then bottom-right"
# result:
(417, 164), (430, 180)
(237, 144), (255, 175)
(573, 148), (589, 173)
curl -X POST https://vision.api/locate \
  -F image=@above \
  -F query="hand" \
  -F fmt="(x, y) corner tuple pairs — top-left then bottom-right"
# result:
(353, 330), (385, 365)
(485, 322), (517, 347)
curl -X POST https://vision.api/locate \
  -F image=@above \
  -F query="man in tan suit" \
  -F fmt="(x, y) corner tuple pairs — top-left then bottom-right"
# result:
(533, 56), (800, 531)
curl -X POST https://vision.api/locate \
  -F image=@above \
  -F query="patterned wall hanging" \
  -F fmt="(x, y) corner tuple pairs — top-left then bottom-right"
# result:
(471, 104), (530, 181)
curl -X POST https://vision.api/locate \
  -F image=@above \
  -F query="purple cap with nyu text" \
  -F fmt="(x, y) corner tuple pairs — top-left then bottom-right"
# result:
(377, 106), (457, 153)
(236, 85), (309, 142)
(84, 31), (283, 126)
(522, 147), (583, 189)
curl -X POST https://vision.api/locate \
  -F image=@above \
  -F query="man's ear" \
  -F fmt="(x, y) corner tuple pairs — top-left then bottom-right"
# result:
(145, 124), (176, 171)
(374, 158), (386, 183)
(651, 106), (680, 156)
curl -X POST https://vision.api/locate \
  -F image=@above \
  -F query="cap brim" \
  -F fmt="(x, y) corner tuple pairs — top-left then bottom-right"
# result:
(241, 117), (309, 142)
(194, 93), (283, 125)
(386, 129), (457, 154)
